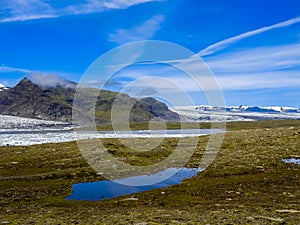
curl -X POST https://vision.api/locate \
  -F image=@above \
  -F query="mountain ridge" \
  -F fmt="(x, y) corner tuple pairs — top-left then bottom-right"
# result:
(195, 105), (300, 113)
(0, 77), (179, 124)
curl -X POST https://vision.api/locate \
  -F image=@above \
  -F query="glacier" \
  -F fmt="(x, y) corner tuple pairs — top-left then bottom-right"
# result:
(172, 105), (300, 122)
(1, 104), (299, 147)
(0, 115), (215, 146)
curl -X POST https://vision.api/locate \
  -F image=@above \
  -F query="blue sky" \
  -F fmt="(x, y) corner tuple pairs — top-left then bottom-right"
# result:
(0, 0), (300, 107)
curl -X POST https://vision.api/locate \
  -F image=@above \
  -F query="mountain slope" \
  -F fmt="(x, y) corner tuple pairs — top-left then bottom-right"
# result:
(0, 78), (73, 121)
(0, 78), (179, 124)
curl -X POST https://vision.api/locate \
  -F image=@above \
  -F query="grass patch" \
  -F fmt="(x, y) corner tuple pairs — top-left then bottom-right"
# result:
(0, 120), (299, 224)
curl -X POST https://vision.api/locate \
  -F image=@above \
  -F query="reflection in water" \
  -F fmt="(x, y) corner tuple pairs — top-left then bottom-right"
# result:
(282, 158), (300, 165)
(66, 167), (202, 201)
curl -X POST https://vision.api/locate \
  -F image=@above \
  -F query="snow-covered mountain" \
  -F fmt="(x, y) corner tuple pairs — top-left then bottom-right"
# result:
(0, 83), (8, 92)
(0, 114), (72, 130)
(195, 105), (300, 113)
(173, 105), (300, 122)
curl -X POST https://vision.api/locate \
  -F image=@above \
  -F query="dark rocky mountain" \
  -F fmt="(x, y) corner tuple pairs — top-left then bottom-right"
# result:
(243, 106), (277, 113)
(0, 78), (179, 124)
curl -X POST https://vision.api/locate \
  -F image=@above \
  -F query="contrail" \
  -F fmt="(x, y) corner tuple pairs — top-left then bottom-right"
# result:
(198, 16), (300, 57)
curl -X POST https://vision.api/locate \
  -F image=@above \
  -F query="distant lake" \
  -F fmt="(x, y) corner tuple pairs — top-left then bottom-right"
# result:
(66, 167), (202, 201)
(282, 158), (300, 165)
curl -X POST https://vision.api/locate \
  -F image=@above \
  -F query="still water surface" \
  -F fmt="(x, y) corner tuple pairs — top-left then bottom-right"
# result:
(66, 167), (202, 201)
(282, 158), (300, 165)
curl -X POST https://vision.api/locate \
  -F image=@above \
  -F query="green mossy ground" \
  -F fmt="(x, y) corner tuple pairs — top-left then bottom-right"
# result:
(0, 121), (299, 224)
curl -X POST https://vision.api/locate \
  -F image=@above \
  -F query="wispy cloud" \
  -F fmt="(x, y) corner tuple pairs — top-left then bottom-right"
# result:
(0, 66), (30, 73)
(108, 15), (164, 44)
(30, 73), (76, 88)
(106, 40), (300, 92)
(206, 43), (300, 73)
(116, 69), (300, 92)
(201, 41), (300, 90)
(0, 65), (75, 88)
(217, 71), (300, 90)
(0, 0), (161, 23)
(198, 16), (300, 56)
(101, 0), (161, 9)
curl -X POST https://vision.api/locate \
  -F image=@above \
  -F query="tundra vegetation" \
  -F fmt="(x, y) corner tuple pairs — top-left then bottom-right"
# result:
(0, 120), (299, 224)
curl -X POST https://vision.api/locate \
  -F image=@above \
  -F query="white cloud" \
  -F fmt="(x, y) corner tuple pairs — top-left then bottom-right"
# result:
(200, 42), (300, 91)
(206, 43), (300, 73)
(102, 0), (160, 9)
(0, 65), (75, 88)
(198, 16), (300, 57)
(108, 15), (164, 44)
(0, 65), (30, 73)
(107, 41), (300, 92)
(106, 67), (220, 92)
(117, 68), (300, 92)
(0, 0), (57, 22)
(29, 73), (76, 88)
(0, 0), (161, 23)
(217, 72), (300, 90)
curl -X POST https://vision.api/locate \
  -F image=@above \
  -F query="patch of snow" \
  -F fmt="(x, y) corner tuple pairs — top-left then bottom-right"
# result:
(0, 114), (224, 146)
(0, 129), (222, 146)
(0, 83), (8, 91)
(172, 105), (300, 122)
(263, 106), (282, 112)
(0, 115), (72, 130)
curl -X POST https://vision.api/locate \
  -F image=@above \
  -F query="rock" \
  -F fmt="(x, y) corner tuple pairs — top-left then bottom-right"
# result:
(120, 197), (139, 201)
(256, 166), (264, 171)
(275, 209), (300, 213)
(253, 215), (285, 223)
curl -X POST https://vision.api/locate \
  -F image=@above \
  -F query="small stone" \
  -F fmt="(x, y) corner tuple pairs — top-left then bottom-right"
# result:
(120, 197), (139, 201)
(276, 209), (300, 213)
(246, 216), (255, 221)
(254, 215), (285, 223)
(71, 220), (79, 224)
(256, 166), (264, 171)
